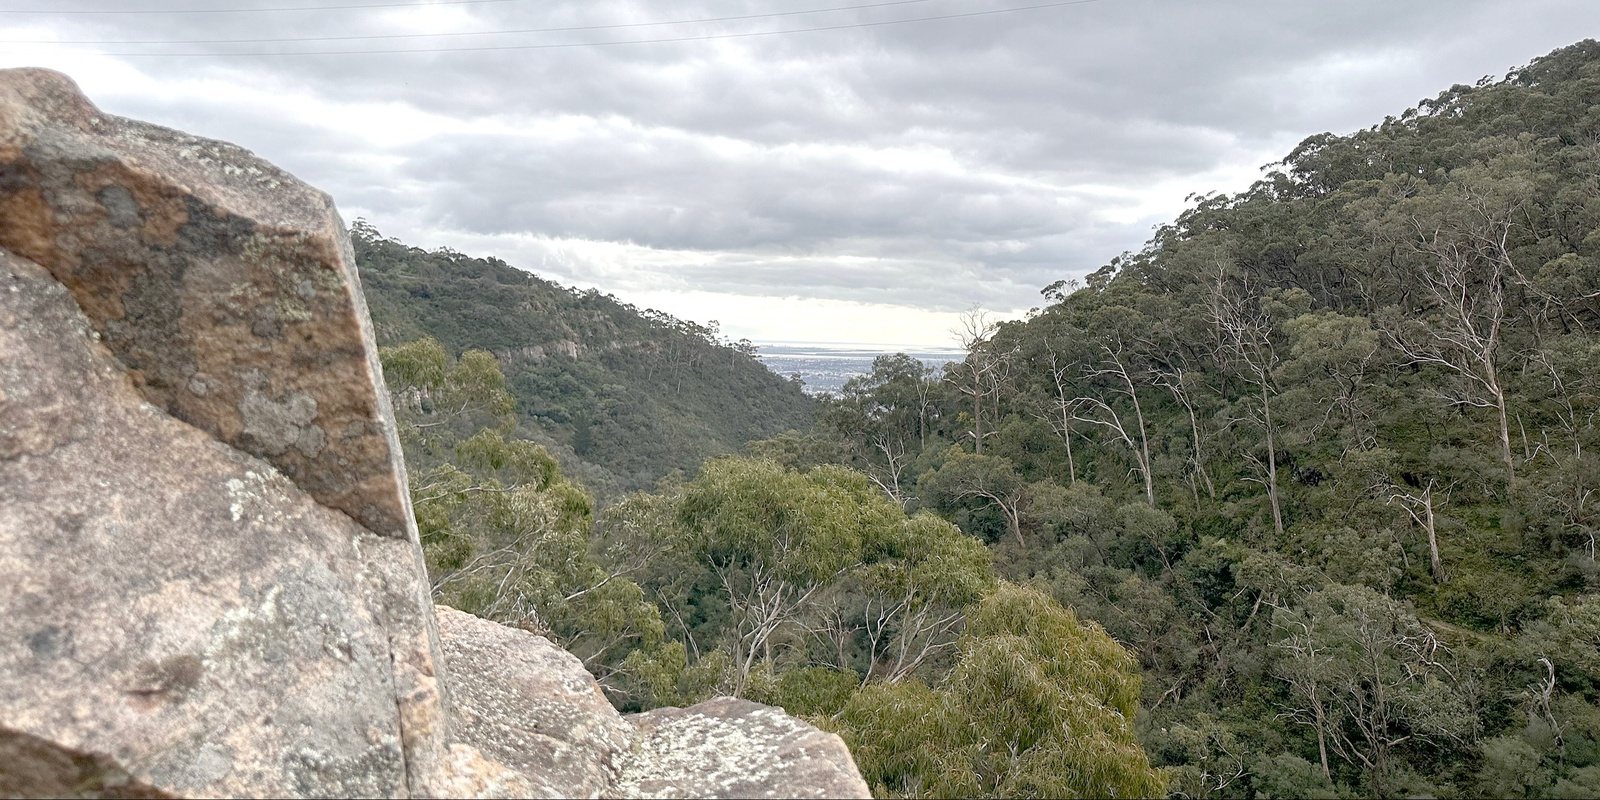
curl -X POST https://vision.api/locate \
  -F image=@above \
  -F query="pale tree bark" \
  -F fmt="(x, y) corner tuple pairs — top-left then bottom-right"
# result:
(951, 307), (1014, 454)
(862, 591), (965, 684)
(1070, 343), (1155, 504)
(866, 432), (912, 506)
(1387, 477), (1447, 583)
(1155, 366), (1216, 500)
(1390, 186), (1523, 485)
(952, 483), (1025, 546)
(720, 564), (836, 696)
(914, 366), (938, 450)
(1270, 612), (1335, 782)
(1527, 349), (1597, 561)
(1040, 340), (1079, 486)
(1210, 272), (1286, 536)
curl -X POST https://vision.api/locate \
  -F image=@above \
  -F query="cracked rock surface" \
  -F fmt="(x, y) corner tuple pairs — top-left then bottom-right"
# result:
(0, 66), (411, 540)
(0, 244), (445, 798)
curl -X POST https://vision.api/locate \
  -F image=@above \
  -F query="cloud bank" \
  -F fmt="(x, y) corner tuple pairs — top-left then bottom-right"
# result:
(3, 0), (1594, 345)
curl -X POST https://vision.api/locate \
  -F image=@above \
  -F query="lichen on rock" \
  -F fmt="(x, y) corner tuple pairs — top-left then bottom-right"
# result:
(0, 246), (441, 797)
(614, 698), (871, 799)
(0, 67), (411, 540)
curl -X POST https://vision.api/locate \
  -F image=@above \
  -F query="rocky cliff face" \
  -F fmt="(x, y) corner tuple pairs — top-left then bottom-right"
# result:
(0, 69), (869, 800)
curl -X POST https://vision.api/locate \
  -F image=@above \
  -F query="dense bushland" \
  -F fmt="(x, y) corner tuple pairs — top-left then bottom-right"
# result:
(380, 40), (1600, 798)
(355, 224), (815, 497)
(788, 40), (1600, 798)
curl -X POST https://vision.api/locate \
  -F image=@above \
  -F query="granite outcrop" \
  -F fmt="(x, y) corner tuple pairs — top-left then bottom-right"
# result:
(0, 68), (869, 799)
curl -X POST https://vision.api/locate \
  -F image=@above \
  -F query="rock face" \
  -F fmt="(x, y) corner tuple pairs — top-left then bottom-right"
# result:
(0, 230), (447, 797)
(0, 68), (870, 799)
(0, 68), (410, 540)
(0, 728), (172, 800)
(434, 607), (871, 800)
(616, 699), (874, 799)
(434, 606), (633, 798)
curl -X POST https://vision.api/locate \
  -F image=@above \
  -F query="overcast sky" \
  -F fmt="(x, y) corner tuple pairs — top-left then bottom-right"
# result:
(1, 1), (1594, 347)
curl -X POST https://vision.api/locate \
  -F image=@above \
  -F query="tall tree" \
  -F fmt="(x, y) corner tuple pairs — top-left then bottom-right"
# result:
(1210, 275), (1291, 535)
(1381, 164), (1533, 485)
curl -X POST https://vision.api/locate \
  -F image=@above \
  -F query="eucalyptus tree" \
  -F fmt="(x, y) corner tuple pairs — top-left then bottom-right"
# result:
(948, 308), (1017, 455)
(380, 339), (664, 674)
(918, 449), (1028, 545)
(1208, 275), (1293, 535)
(1061, 305), (1161, 506)
(835, 584), (1165, 799)
(673, 459), (886, 693)
(1377, 162), (1535, 486)
(823, 353), (945, 502)
(1270, 584), (1479, 794)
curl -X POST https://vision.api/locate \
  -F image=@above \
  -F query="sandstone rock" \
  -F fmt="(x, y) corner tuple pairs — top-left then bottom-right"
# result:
(0, 247), (447, 797)
(434, 606), (633, 798)
(615, 698), (872, 799)
(0, 68), (448, 797)
(0, 68), (411, 540)
(432, 607), (872, 800)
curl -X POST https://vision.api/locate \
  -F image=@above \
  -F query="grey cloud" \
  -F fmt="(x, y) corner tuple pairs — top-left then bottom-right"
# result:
(14, 0), (1600, 328)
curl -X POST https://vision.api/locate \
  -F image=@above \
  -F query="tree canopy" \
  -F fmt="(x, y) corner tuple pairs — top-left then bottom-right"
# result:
(355, 224), (816, 498)
(767, 39), (1600, 798)
(372, 38), (1600, 800)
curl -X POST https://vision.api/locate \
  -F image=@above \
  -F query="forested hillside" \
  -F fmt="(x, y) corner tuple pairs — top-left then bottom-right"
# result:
(784, 40), (1600, 797)
(374, 39), (1600, 800)
(353, 223), (816, 496)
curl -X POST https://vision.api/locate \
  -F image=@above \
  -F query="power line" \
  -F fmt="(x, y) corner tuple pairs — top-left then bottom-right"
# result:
(19, 0), (1106, 56)
(0, 0), (527, 14)
(0, 0), (943, 44)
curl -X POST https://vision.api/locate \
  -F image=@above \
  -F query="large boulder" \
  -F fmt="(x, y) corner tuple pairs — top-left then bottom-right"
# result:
(616, 699), (873, 799)
(0, 68), (410, 541)
(0, 232), (447, 796)
(433, 606), (631, 798)
(0, 68), (870, 799)
(433, 607), (871, 800)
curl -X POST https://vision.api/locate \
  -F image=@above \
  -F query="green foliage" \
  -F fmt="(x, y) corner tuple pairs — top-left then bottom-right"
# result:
(372, 39), (1600, 800)
(380, 336), (448, 389)
(382, 338), (517, 446)
(835, 584), (1166, 799)
(1248, 753), (1343, 799)
(917, 449), (1026, 544)
(764, 666), (862, 718)
(678, 459), (887, 588)
(617, 641), (730, 710)
(600, 456), (1090, 798)
(381, 341), (664, 681)
(1524, 595), (1600, 680)
(782, 40), (1600, 798)
(1270, 584), (1479, 795)
(355, 224), (815, 496)
(603, 456), (1002, 699)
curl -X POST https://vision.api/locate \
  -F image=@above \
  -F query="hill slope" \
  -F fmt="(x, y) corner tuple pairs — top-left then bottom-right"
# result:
(353, 223), (816, 495)
(801, 40), (1600, 798)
